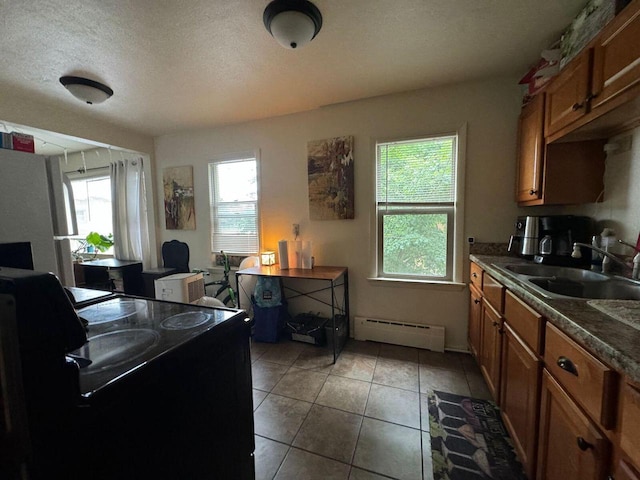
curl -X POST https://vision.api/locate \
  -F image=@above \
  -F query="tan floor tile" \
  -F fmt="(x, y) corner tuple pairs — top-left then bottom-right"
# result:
(254, 435), (289, 480)
(418, 350), (465, 371)
(422, 431), (435, 480)
(466, 371), (493, 400)
(420, 394), (431, 432)
(348, 468), (390, 479)
(353, 418), (422, 480)
(271, 367), (328, 402)
(378, 343), (419, 363)
(373, 358), (419, 392)
(252, 360), (290, 391)
(260, 340), (305, 366)
(331, 353), (377, 382)
(293, 404), (363, 464)
(342, 339), (381, 358)
(275, 448), (350, 480)
(251, 341), (270, 363)
(293, 347), (335, 372)
(364, 384), (420, 429)
(316, 375), (371, 415)
(419, 365), (471, 396)
(253, 393), (312, 444)
(253, 389), (268, 411)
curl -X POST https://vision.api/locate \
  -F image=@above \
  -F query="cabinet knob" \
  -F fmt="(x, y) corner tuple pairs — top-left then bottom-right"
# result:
(586, 92), (598, 102)
(474, 299), (480, 304)
(577, 437), (593, 451)
(492, 321), (499, 327)
(557, 356), (579, 376)
(472, 272), (477, 278)
(529, 189), (538, 196)
(572, 102), (584, 111)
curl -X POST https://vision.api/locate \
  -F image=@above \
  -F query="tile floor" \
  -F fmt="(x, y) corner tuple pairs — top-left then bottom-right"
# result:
(250, 338), (492, 480)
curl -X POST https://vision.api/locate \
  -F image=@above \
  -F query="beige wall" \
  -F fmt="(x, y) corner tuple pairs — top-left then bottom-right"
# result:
(155, 77), (523, 350)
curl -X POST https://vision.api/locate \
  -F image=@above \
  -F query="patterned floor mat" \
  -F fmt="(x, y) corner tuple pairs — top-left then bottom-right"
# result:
(428, 391), (527, 480)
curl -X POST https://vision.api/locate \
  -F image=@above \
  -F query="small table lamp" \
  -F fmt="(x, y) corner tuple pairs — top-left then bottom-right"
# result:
(261, 251), (276, 266)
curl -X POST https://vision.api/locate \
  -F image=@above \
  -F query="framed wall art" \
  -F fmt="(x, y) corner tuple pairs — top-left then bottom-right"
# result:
(163, 166), (196, 230)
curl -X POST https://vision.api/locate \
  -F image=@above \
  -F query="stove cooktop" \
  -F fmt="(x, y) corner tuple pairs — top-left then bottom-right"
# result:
(70, 296), (245, 398)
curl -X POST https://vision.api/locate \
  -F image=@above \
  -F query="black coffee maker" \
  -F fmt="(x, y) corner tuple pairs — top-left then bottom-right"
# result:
(533, 215), (593, 266)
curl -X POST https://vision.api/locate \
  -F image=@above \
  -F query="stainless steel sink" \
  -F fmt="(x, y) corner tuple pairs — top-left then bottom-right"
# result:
(493, 263), (640, 300)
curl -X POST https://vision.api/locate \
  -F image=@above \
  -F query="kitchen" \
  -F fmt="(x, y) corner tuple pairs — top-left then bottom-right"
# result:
(2, 1), (640, 479)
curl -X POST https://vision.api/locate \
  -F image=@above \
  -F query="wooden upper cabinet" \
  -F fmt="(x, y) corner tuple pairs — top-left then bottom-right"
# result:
(591, 0), (640, 113)
(516, 94), (545, 203)
(544, 50), (592, 138)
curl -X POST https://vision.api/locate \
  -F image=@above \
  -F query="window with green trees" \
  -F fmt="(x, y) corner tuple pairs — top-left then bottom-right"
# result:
(376, 134), (457, 280)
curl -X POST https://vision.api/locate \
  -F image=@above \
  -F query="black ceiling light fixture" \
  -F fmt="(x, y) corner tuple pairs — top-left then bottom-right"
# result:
(59, 76), (114, 105)
(263, 0), (323, 50)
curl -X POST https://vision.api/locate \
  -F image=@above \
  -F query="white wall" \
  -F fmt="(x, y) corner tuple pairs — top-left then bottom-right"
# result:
(155, 77), (523, 351)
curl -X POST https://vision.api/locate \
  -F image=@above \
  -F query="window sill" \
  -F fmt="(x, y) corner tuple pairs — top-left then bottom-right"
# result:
(367, 276), (466, 291)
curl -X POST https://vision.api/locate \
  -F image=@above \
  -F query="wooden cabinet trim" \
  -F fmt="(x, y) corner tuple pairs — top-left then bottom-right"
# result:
(482, 274), (505, 314)
(620, 381), (640, 468)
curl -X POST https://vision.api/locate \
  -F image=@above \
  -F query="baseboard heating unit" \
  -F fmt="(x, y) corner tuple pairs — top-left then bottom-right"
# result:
(354, 316), (445, 352)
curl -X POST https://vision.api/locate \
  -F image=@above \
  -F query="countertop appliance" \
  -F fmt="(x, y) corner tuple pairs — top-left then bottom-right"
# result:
(533, 215), (593, 266)
(508, 216), (539, 256)
(0, 149), (78, 286)
(0, 267), (254, 479)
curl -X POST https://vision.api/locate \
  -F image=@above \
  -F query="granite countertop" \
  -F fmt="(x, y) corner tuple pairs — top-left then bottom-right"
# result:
(470, 254), (640, 384)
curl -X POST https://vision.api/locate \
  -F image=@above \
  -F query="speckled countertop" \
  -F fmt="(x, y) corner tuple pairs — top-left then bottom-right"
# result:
(471, 254), (640, 384)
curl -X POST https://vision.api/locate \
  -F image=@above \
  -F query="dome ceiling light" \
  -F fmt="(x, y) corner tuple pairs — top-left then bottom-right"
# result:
(59, 76), (114, 105)
(263, 0), (323, 50)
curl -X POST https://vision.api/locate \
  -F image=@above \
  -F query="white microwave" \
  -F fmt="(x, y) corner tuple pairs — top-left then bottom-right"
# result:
(154, 272), (205, 304)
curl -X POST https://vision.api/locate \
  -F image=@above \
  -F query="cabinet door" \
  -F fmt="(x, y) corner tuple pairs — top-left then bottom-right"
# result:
(614, 459), (640, 480)
(480, 302), (502, 401)
(468, 284), (482, 359)
(516, 94), (544, 203)
(591, 0), (640, 112)
(620, 381), (640, 468)
(536, 370), (609, 480)
(500, 323), (541, 480)
(545, 50), (592, 137)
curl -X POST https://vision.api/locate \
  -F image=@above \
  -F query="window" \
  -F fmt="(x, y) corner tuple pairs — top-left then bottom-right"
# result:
(376, 132), (463, 282)
(208, 153), (259, 254)
(70, 175), (113, 253)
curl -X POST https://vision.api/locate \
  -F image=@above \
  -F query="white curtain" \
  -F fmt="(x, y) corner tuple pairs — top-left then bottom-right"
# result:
(110, 157), (151, 268)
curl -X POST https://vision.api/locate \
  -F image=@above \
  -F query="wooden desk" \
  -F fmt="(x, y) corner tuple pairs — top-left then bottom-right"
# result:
(236, 265), (349, 362)
(80, 259), (144, 296)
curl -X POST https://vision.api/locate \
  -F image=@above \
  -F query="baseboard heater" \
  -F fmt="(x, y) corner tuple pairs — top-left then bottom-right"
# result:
(354, 316), (445, 352)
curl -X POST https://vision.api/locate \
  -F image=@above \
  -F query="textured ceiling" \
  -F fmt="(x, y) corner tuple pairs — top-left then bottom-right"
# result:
(0, 0), (585, 138)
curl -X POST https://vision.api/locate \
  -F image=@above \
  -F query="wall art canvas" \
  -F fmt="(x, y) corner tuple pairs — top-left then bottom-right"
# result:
(307, 135), (355, 220)
(163, 166), (196, 230)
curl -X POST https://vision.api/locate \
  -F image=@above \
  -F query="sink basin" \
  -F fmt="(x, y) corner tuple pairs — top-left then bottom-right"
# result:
(493, 263), (640, 300)
(503, 264), (609, 282)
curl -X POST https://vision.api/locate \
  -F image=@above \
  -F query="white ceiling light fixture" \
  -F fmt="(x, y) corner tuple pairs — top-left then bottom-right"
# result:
(263, 0), (323, 50)
(59, 76), (114, 105)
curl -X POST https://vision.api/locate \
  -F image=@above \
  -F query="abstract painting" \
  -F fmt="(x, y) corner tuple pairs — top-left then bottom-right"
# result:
(163, 166), (195, 230)
(307, 135), (355, 220)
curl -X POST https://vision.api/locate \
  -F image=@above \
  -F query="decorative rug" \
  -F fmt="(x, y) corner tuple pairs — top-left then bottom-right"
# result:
(428, 391), (526, 480)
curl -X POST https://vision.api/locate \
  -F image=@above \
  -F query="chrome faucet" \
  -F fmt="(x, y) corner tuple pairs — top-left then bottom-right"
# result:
(572, 242), (639, 279)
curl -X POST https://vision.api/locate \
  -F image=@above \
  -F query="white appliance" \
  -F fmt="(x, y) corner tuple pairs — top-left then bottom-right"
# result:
(0, 149), (78, 286)
(155, 272), (205, 304)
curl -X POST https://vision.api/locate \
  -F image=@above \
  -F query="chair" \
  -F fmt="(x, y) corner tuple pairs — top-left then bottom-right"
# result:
(162, 240), (190, 273)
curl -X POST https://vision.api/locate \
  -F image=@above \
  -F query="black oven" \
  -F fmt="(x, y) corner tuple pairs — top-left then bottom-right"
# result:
(0, 267), (254, 480)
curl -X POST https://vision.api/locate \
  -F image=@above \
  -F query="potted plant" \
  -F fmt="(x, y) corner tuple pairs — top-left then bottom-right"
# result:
(85, 232), (114, 258)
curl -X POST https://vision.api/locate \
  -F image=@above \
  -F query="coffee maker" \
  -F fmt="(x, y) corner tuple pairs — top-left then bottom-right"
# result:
(534, 215), (593, 266)
(508, 216), (539, 257)
(508, 215), (593, 266)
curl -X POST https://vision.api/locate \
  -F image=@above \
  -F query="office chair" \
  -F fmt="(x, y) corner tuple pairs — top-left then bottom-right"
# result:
(161, 240), (190, 273)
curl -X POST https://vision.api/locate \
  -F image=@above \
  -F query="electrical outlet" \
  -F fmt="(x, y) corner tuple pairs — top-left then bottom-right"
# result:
(467, 237), (475, 244)
(292, 223), (300, 237)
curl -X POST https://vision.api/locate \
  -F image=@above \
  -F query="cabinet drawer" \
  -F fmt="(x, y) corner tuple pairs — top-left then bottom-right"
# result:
(620, 381), (640, 468)
(504, 290), (544, 354)
(470, 262), (483, 290)
(544, 323), (617, 429)
(482, 274), (504, 313)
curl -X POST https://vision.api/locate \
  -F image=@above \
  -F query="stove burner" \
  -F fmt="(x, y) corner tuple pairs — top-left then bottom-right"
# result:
(161, 311), (212, 330)
(79, 329), (160, 371)
(78, 299), (147, 324)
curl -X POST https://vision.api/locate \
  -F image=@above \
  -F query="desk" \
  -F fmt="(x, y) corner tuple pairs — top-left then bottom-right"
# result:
(80, 259), (144, 296)
(236, 265), (349, 362)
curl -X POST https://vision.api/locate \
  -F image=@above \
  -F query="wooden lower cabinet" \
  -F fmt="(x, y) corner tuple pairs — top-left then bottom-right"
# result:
(500, 323), (541, 479)
(468, 284), (482, 358)
(480, 301), (502, 401)
(614, 459), (640, 480)
(536, 370), (610, 480)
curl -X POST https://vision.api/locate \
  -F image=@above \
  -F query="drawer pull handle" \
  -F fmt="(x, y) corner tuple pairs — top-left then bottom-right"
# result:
(474, 299), (480, 304)
(557, 356), (578, 376)
(529, 189), (538, 196)
(572, 102), (584, 111)
(577, 437), (593, 451)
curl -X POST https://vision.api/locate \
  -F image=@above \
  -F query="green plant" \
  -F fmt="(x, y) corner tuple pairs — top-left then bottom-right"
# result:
(85, 232), (114, 257)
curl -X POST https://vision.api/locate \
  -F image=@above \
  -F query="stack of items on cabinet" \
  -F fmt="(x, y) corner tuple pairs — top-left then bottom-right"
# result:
(0, 131), (35, 152)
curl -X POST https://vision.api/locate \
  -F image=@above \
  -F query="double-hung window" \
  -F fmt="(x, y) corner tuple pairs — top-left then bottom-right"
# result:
(208, 152), (260, 255)
(376, 132), (463, 282)
(70, 174), (114, 253)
